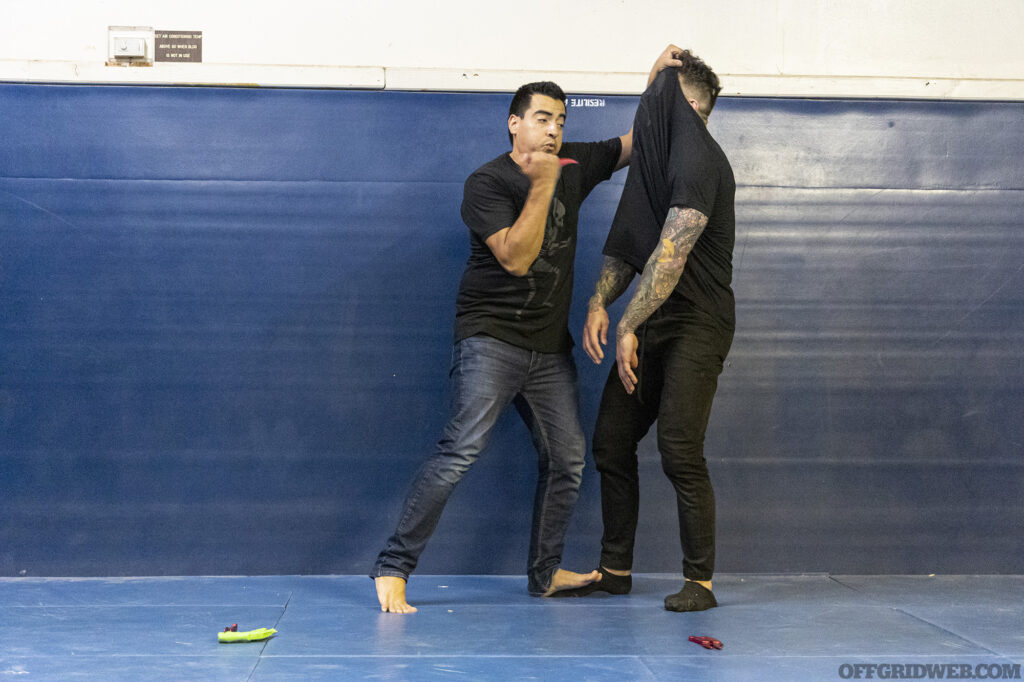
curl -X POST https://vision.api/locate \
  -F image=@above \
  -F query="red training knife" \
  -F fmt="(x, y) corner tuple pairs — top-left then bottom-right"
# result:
(689, 635), (723, 650)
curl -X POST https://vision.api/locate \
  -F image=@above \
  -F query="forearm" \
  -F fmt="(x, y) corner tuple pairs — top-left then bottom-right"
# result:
(648, 44), (683, 86)
(647, 61), (664, 87)
(589, 256), (635, 311)
(494, 180), (555, 275)
(616, 251), (685, 336)
(616, 206), (707, 335)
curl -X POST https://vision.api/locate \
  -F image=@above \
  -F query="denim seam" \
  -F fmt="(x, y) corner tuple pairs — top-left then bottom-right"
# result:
(519, 389), (556, 592)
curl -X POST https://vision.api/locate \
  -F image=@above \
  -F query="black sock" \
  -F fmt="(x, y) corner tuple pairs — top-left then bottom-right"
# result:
(548, 567), (632, 598)
(664, 581), (717, 612)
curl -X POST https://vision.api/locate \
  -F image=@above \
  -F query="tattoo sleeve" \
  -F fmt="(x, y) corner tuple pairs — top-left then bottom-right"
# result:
(589, 256), (635, 312)
(616, 206), (708, 335)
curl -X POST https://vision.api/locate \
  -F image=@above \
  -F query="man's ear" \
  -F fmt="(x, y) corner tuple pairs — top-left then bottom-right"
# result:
(678, 73), (704, 116)
(508, 114), (520, 139)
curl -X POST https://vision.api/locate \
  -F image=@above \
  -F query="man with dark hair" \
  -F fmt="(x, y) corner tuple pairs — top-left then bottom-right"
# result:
(506, 81), (567, 145)
(565, 48), (735, 612)
(371, 47), (684, 614)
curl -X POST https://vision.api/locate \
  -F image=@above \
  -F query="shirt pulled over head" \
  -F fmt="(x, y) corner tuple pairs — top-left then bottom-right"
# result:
(603, 67), (737, 330)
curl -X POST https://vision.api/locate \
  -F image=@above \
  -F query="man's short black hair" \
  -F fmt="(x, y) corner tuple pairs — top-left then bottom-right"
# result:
(677, 50), (722, 119)
(508, 81), (566, 145)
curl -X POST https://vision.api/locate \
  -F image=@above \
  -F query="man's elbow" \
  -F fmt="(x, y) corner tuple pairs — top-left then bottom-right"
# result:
(502, 262), (531, 277)
(486, 229), (535, 276)
(496, 254), (532, 277)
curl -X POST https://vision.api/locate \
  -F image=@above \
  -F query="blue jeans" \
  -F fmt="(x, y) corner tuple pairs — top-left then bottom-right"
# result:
(371, 334), (586, 595)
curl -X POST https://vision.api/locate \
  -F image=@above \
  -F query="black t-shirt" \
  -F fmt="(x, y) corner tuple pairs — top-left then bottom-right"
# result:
(603, 68), (736, 330)
(456, 138), (622, 352)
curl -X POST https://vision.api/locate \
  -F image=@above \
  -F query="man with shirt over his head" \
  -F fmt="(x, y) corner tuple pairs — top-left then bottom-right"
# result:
(564, 47), (736, 613)
(370, 46), (686, 614)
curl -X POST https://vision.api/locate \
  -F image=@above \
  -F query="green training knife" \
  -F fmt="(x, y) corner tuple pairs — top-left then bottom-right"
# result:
(217, 624), (277, 643)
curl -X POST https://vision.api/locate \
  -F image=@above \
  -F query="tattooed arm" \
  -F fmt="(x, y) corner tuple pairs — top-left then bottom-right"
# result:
(615, 206), (709, 393)
(582, 256), (636, 364)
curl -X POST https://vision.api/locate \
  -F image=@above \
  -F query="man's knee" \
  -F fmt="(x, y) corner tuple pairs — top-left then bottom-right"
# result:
(657, 436), (708, 481)
(593, 426), (644, 480)
(558, 429), (586, 477)
(423, 445), (481, 487)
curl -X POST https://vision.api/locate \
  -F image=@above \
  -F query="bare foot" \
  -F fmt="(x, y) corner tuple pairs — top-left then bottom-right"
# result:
(543, 568), (602, 597)
(374, 576), (417, 613)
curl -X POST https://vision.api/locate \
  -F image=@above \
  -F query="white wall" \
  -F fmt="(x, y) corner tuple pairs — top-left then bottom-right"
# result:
(2, 0), (1023, 98)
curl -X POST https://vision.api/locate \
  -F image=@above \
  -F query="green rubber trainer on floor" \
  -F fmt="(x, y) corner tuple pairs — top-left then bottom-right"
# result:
(217, 627), (277, 643)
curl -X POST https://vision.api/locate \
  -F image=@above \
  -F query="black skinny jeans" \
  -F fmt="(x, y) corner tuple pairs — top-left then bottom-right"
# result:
(592, 297), (733, 581)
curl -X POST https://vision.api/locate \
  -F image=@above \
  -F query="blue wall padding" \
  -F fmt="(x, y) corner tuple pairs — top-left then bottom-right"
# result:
(1, 84), (1022, 576)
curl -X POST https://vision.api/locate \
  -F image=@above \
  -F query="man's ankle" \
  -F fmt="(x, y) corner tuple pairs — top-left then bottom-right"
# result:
(686, 578), (712, 592)
(594, 567), (632, 594)
(602, 566), (631, 577)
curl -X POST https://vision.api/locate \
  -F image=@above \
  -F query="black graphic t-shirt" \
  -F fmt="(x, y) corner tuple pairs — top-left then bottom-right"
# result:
(456, 138), (621, 352)
(603, 68), (736, 330)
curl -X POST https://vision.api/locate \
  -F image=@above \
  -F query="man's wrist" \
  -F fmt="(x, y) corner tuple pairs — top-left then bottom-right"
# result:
(617, 321), (636, 337)
(588, 293), (606, 312)
(528, 176), (557, 195)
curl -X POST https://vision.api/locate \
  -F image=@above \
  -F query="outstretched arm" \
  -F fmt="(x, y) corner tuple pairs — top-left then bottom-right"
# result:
(582, 256), (636, 364)
(616, 44), (686, 170)
(615, 206), (708, 393)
